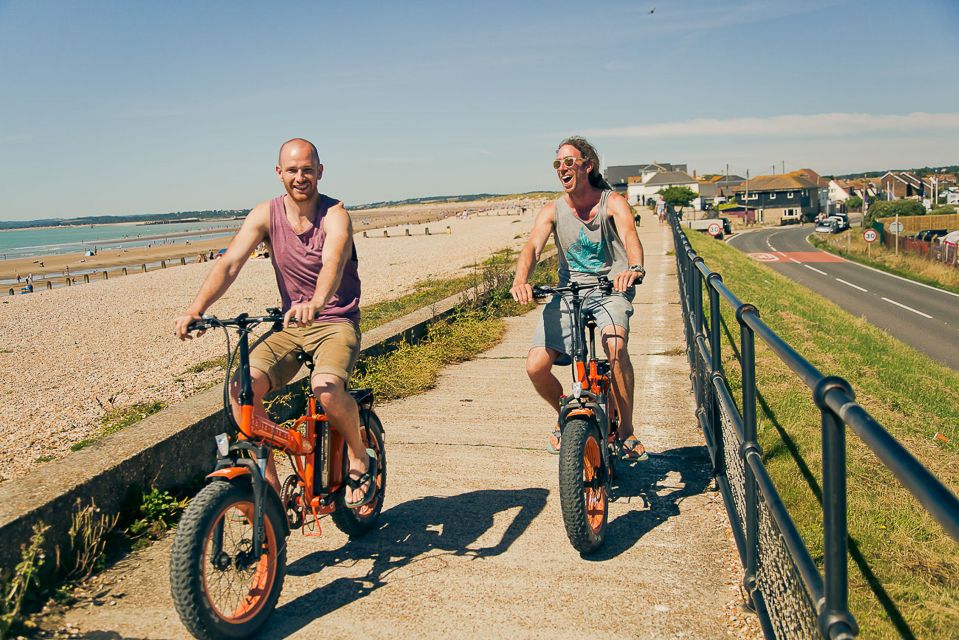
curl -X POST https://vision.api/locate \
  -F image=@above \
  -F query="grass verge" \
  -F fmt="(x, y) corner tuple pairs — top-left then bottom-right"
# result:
(687, 231), (959, 638)
(808, 231), (959, 295)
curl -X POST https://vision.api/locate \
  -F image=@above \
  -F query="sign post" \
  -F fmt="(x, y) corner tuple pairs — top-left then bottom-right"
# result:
(863, 228), (878, 258)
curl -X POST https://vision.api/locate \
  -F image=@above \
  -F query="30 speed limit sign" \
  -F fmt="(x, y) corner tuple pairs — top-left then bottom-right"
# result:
(707, 222), (722, 236)
(863, 229), (878, 243)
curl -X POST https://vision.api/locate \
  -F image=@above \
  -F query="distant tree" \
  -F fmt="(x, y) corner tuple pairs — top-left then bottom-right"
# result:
(846, 195), (863, 211)
(865, 199), (925, 225)
(659, 186), (697, 209)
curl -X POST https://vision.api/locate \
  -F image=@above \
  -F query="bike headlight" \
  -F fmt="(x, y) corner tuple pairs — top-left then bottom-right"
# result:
(215, 432), (230, 457)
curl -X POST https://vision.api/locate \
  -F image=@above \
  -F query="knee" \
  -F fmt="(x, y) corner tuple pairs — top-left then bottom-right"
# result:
(602, 334), (629, 361)
(313, 377), (348, 409)
(526, 351), (552, 380)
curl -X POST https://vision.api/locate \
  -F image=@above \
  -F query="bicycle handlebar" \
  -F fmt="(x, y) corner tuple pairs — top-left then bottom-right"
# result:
(186, 307), (286, 333)
(532, 276), (617, 299)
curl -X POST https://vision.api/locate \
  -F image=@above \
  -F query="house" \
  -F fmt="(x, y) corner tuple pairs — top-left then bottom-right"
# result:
(605, 162), (688, 193)
(697, 175), (745, 209)
(828, 180), (853, 203)
(731, 169), (827, 224)
(627, 170), (699, 208)
(879, 171), (933, 200)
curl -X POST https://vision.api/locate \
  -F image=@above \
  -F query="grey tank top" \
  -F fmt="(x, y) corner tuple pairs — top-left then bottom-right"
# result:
(554, 190), (628, 285)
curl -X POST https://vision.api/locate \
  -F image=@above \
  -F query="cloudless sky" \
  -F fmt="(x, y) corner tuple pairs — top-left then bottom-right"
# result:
(1, 0), (957, 220)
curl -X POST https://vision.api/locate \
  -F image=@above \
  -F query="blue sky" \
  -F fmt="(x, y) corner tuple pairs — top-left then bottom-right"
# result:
(1, 0), (957, 220)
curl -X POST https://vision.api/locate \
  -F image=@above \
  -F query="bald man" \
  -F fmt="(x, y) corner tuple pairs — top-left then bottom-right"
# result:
(174, 138), (375, 508)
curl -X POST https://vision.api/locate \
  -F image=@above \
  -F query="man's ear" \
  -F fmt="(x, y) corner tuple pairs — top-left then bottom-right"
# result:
(317, 164), (325, 180)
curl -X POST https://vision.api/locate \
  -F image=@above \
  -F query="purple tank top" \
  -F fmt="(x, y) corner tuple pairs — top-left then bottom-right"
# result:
(268, 195), (360, 324)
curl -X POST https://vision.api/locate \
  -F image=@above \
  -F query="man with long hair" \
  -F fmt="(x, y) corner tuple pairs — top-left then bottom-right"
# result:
(510, 136), (648, 460)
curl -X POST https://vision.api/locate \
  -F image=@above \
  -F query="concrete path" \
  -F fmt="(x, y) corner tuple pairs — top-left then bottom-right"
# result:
(50, 221), (760, 639)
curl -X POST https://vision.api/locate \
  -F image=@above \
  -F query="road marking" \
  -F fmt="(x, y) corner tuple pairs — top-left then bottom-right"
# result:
(788, 257), (801, 264)
(881, 297), (933, 319)
(836, 278), (867, 292)
(804, 264), (828, 275)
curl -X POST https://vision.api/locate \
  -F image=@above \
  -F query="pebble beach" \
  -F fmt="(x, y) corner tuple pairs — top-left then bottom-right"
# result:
(0, 201), (543, 483)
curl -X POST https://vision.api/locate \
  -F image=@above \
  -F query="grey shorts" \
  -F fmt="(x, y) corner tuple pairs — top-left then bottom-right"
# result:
(531, 290), (634, 365)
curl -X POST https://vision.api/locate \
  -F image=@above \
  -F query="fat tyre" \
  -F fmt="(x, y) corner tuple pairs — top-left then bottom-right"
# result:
(331, 408), (387, 537)
(558, 417), (608, 554)
(170, 481), (287, 640)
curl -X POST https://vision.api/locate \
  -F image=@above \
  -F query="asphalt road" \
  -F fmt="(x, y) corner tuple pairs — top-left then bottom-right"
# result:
(727, 224), (959, 371)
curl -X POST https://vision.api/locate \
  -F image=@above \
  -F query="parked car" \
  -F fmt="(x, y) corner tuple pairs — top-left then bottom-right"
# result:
(916, 229), (948, 242)
(815, 219), (839, 234)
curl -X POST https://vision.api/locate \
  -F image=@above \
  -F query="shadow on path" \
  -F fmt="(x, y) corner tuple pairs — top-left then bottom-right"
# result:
(263, 488), (548, 638)
(586, 445), (712, 561)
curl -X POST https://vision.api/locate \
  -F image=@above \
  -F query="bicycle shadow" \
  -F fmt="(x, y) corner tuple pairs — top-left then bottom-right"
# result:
(262, 488), (548, 639)
(586, 445), (712, 561)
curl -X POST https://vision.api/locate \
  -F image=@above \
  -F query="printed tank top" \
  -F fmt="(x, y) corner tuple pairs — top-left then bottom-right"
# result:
(268, 195), (361, 324)
(554, 190), (628, 285)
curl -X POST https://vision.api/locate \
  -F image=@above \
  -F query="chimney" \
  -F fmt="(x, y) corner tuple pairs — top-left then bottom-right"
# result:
(693, 169), (697, 179)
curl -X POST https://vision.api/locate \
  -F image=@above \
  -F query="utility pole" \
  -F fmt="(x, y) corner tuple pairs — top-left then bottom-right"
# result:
(782, 160), (785, 174)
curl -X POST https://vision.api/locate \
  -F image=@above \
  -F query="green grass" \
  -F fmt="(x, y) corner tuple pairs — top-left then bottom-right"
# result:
(352, 252), (557, 402)
(184, 355), (227, 374)
(686, 231), (959, 638)
(70, 401), (167, 451)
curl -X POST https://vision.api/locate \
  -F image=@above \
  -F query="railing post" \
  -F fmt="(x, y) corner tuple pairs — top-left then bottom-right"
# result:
(815, 377), (859, 639)
(707, 273), (724, 475)
(737, 304), (761, 605)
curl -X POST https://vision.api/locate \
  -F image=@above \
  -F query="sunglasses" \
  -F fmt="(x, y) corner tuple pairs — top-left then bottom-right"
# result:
(552, 156), (585, 170)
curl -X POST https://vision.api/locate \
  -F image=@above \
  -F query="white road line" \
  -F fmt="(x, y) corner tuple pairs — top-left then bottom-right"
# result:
(836, 278), (867, 292)
(804, 264), (828, 275)
(881, 297), (933, 319)
(803, 230), (959, 300)
(788, 257), (801, 264)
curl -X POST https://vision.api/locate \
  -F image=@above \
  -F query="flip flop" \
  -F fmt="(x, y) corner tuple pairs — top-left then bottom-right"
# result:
(546, 429), (562, 455)
(344, 449), (378, 508)
(620, 436), (649, 461)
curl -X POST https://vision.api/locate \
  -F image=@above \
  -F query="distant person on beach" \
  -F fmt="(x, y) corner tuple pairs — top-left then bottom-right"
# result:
(173, 138), (374, 507)
(509, 136), (649, 460)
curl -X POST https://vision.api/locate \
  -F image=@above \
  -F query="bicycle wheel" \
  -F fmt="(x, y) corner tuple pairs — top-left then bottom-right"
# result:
(170, 481), (286, 640)
(332, 408), (387, 537)
(558, 417), (608, 554)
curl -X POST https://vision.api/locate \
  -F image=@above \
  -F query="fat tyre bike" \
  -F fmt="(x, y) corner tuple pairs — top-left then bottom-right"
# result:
(169, 310), (386, 639)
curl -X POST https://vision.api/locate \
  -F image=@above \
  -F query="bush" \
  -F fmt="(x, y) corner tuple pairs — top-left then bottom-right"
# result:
(865, 199), (925, 225)
(659, 186), (697, 208)
(846, 195), (863, 210)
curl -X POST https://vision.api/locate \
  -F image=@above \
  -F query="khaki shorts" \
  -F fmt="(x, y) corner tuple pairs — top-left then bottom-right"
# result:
(249, 320), (361, 391)
(532, 290), (634, 366)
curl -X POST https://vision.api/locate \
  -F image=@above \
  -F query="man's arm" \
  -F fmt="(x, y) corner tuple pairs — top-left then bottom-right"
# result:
(607, 192), (645, 293)
(284, 202), (353, 327)
(173, 204), (269, 339)
(509, 202), (555, 304)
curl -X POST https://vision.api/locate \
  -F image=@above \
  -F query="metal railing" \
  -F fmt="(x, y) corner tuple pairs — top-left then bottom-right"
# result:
(670, 215), (959, 639)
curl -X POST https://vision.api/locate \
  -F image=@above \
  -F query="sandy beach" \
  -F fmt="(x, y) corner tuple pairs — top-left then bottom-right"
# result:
(0, 200), (523, 283)
(0, 199), (545, 483)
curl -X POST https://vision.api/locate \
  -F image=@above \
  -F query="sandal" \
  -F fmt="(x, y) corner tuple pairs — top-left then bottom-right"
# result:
(620, 436), (649, 461)
(344, 450), (378, 508)
(546, 428), (562, 455)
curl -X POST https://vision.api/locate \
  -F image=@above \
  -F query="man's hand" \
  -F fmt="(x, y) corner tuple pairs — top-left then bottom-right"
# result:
(510, 282), (534, 305)
(611, 270), (642, 293)
(284, 300), (322, 328)
(174, 310), (203, 340)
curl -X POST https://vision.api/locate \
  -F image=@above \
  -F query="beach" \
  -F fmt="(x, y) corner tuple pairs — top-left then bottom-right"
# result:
(0, 200), (520, 283)
(0, 199), (544, 483)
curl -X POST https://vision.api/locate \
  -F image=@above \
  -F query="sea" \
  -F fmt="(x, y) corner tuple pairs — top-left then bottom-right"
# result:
(0, 219), (242, 261)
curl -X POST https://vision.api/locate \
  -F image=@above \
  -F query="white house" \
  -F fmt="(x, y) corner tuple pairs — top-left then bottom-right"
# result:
(627, 170), (700, 209)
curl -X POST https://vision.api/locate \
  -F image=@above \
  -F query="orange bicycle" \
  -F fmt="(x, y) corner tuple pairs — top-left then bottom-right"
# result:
(169, 309), (385, 639)
(532, 277), (630, 554)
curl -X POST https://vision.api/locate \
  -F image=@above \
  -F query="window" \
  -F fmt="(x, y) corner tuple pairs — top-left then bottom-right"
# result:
(770, 193), (777, 200)
(787, 192), (794, 198)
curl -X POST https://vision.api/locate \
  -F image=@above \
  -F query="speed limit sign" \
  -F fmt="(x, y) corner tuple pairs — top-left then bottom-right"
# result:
(863, 229), (878, 243)
(707, 222), (722, 236)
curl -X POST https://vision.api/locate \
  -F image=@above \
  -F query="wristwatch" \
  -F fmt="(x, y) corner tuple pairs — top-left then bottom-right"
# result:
(628, 264), (646, 277)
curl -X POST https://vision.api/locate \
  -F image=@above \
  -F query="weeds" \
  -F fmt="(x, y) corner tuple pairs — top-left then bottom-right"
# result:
(64, 500), (119, 580)
(125, 488), (189, 549)
(71, 401), (167, 451)
(184, 355), (227, 374)
(0, 523), (49, 640)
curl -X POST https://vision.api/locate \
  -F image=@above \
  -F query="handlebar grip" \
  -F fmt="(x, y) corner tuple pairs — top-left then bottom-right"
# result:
(531, 285), (550, 298)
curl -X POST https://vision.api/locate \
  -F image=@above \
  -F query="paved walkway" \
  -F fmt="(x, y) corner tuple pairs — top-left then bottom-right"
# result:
(52, 221), (760, 639)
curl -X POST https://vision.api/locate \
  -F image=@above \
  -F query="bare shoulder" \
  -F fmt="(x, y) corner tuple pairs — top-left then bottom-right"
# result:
(322, 198), (352, 234)
(245, 200), (272, 229)
(606, 190), (632, 213)
(535, 200), (557, 224)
